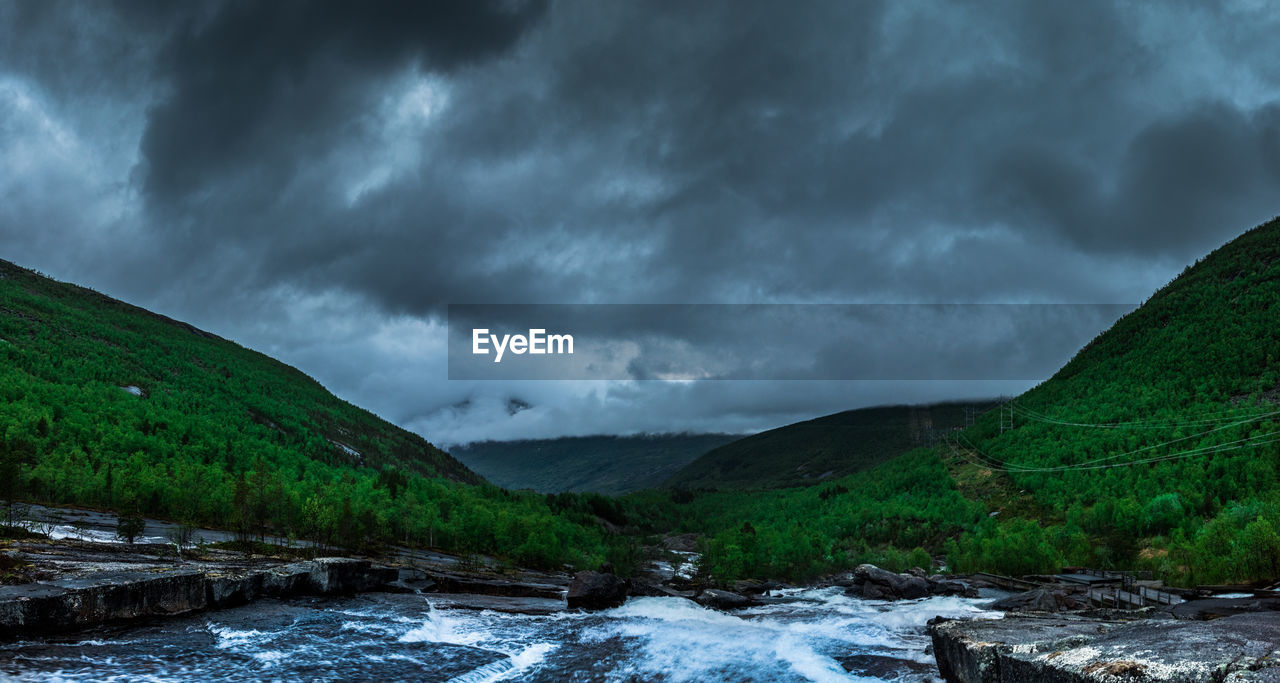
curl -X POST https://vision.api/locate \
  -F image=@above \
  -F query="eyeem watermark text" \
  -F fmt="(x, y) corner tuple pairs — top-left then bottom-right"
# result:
(472, 328), (574, 363)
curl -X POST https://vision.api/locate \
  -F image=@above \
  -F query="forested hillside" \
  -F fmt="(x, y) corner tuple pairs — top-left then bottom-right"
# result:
(943, 216), (1280, 584)
(0, 259), (629, 569)
(4, 215), (1279, 587)
(666, 401), (989, 490)
(644, 217), (1280, 586)
(451, 433), (737, 495)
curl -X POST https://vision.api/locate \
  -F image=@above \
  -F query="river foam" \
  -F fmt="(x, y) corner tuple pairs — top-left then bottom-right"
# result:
(1, 588), (1000, 681)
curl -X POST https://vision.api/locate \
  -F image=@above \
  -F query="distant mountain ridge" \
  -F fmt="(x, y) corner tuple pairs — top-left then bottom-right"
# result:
(666, 400), (995, 490)
(450, 433), (738, 494)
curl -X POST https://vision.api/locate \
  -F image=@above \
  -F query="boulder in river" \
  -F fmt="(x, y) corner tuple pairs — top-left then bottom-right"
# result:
(986, 586), (1090, 613)
(731, 579), (790, 595)
(695, 588), (756, 610)
(566, 570), (630, 610)
(630, 578), (695, 599)
(845, 564), (977, 601)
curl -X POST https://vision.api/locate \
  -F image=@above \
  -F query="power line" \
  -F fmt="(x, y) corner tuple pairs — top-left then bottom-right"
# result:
(1016, 408), (1280, 469)
(939, 395), (1280, 476)
(948, 427), (1280, 473)
(1009, 399), (1275, 429)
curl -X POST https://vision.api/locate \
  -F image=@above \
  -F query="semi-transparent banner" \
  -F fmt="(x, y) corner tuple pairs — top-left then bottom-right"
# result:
(447, 303), (1135, 380)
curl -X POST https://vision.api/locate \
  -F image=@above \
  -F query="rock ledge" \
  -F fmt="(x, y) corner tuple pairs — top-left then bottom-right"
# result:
(0, 557), (398, 638)
(928, 610), (1280, 682)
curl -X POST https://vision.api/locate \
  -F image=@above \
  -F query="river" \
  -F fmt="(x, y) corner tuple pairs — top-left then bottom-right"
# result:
(1, 588), (1001, 681)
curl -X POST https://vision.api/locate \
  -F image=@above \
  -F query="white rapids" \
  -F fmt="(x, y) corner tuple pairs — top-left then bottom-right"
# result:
(0, 588), (1001, 681)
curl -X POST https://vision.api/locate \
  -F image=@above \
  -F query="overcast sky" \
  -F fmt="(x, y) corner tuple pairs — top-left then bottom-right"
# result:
(3, 0), (1279, 445)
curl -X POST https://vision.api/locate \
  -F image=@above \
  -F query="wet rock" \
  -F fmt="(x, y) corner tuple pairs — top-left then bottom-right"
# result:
(861, 565), (920, 597)
(987, 586), (1090, 613)
(1168, 597), (1280, 621)
(846, 564), (977, 601)
(660, 533), (699, 553)
(0, 570), (207, 638)
(731, 579), (790, 595)
(260, 563), (317, 596)
(566, 570), (630, 610)
(899, 576), (932, 599)
(932, 580), (980, 599)
(0, 557), (402, 638)
(206, 571), (266, 608)
(838, 653), (938, 679)
(426, 593), (565, 615)
(630, 578), (695, 599)
(382, 568), (436, 594)
(861, 583), (889, 600)
(856, 563), (907, 587)
(928, 610), (1280, 682)
(627, 578), (664, 597)
(423, 569), (566, 600)
(304, 558), (398, 594)
(695, 588), (756, 610)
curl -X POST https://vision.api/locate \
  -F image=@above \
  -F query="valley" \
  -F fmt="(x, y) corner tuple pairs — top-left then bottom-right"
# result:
(3, 217), (1280, 682)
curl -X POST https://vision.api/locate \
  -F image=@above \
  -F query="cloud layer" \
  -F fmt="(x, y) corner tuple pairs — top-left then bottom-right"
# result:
(2, 0), (1278, 443)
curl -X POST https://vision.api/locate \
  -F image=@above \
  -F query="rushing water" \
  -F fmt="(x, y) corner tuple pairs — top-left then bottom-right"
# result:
(0, 589), (1001, 682)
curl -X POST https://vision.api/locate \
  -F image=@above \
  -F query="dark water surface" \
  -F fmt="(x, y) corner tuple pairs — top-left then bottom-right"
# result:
(0, 589), (1000, 682)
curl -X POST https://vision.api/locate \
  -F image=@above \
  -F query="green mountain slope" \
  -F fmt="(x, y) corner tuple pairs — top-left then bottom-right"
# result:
(0, 258), (477, 486)
(666, 401), (991, 490)
(0, 259), (630, 570)
(654, 216), (1280, 586)
(451, 433), (737, 495)
(940, 215), (1280, 582)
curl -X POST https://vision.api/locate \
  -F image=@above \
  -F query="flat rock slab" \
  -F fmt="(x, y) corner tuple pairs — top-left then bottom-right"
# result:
(838, 653), (939, 679)
(930, 611), (1280, 682)
(1170, 597), (1280, 621)
(0, 559), (399, 638)
(422, 569), (566, 600)
(427, 593), (566, 615)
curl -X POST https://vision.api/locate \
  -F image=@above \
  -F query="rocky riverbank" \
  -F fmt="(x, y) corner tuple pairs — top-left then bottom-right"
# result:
(0, 556), (396, 638)
(2, 530), (991, 643)
(928, 605), (1280, 682)
(0, 535), (579, 638)
(11, 529), (1280, 682)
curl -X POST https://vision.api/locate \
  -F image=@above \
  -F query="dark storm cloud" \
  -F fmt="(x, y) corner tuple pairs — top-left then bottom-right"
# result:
(3, 0), (1280, 441)
(0, 1), (178, 91)
(139, 0), (547, 206)
(185, 0), (1275, 318)
(983, 101), (1280, 254)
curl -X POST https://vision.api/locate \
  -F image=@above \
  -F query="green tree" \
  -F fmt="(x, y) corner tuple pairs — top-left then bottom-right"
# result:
(116, 510), (146, 544)
(0, 441), (23, 529)
(1142, 493), (1184, 535)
